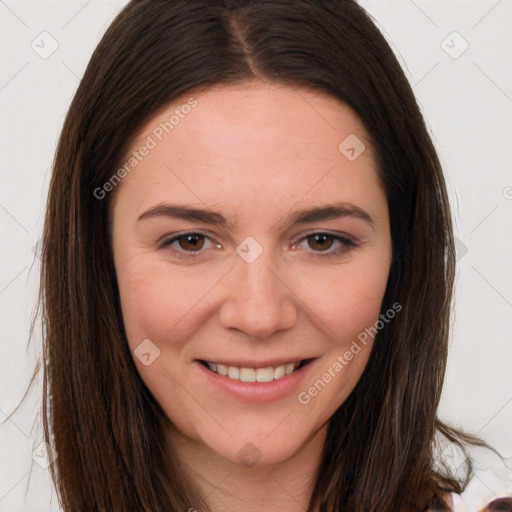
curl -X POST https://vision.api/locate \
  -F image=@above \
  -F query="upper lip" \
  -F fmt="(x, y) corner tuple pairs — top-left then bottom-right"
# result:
(196, 357), (316, 369)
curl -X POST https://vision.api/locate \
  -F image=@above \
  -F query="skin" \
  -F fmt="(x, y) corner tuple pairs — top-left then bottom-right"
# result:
(111, 81), (392, 511)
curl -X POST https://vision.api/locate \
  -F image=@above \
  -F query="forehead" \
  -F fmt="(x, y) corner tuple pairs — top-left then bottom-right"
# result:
(128, 82), (373, 160)
(112, 82), (381, 218)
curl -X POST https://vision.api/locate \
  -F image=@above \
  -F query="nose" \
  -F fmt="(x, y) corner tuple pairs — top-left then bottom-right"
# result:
(218, 245), (298, 340)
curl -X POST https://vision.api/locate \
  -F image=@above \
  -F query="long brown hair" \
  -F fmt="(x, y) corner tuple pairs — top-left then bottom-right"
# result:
(29, 0), (488, 510)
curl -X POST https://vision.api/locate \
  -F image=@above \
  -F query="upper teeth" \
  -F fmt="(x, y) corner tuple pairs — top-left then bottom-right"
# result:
(206, 361), (301, 382)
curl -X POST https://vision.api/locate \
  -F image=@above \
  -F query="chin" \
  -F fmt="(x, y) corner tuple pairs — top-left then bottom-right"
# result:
(199, 424), (317, 469)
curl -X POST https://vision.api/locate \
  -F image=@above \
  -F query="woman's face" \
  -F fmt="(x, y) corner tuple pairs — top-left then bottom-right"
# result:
(111, 82), (392, 467)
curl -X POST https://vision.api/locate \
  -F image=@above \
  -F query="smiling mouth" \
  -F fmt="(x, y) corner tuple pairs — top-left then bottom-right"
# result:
(198, 359), (314, 383)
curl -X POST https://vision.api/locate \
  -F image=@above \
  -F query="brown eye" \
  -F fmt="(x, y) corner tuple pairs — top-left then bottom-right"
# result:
(291, 232), (357, 258)
(160, 232), (222, 260)
(176, 233), (205, 251)
(307, 233), (335, 251)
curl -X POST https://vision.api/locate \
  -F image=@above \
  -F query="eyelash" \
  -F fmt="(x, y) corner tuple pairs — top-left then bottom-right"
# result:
(159, 231), (358, 260)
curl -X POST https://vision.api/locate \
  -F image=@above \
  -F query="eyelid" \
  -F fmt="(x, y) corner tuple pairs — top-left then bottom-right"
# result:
(291, 229), (358, 246)
(158, 231), (219, 253)
(158, 230), (214, 246)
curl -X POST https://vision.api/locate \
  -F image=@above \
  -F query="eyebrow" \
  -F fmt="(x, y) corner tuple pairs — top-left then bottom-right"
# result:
(137, 202), (377, 231)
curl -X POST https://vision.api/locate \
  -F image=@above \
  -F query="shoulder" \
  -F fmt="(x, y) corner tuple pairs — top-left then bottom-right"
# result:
(431, 432), (512, 511)
(451, 445), (512, 511)
(426, 492), (454, 511)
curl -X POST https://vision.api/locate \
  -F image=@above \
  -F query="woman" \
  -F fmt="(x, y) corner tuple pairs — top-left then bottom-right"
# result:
(36, 0), (510, 510)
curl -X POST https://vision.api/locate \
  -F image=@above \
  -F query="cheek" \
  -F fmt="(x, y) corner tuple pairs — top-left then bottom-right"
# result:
(292, 254), (391, 342)
(116, 230), (391, 349)
(339, 264), (390, 338)
(115, 256), (225, 348)
(296, 260), (390, 415)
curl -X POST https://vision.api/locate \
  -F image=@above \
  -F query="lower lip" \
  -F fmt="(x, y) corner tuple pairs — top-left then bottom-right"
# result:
(194, 359), (318, 404)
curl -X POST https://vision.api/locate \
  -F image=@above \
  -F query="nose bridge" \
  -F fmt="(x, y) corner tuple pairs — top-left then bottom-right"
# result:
(219, 238), (297, 339)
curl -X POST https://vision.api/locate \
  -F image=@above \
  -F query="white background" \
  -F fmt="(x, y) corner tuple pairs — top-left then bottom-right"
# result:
(0, 1), (511, 510)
